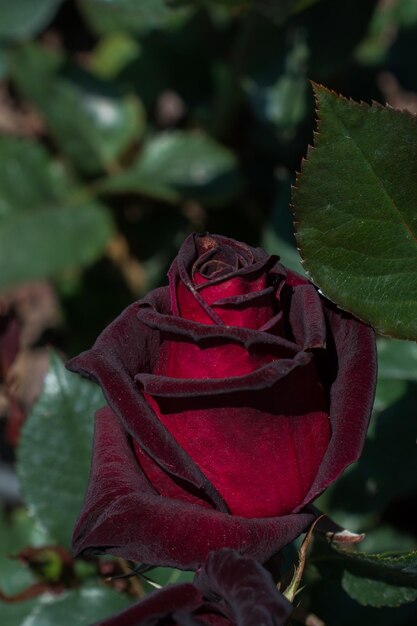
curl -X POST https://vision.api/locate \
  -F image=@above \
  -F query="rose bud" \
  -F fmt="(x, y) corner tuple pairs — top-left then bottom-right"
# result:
(94, 548), (292, 626)
(67, 233), (376, 569)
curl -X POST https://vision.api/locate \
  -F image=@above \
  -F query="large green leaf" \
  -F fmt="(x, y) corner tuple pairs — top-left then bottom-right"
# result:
(313, 539), (417, 607)
(0, 0), (62, 40)
(293, 84), (417, 340)
(0, 137), (113, 289)
(12, 44), (145, 175)
(17, 353), (104, 547)
(100, 131), (241, 206)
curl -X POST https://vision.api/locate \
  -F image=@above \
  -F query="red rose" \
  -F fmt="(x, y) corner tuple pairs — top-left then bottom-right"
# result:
(94, 548), (291, 626)
(67, 233), (376, 569)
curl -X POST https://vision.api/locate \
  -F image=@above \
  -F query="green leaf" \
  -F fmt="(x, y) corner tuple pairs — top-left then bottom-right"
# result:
(12, 44), (145, 175)
(0, 0), (63, 40)
(342, 570), (417, 608)
(313, 539), (417, 607)
(17, 352), (104, 547)
(293, 84), (417, 340)
(0, 600), (37, 626)
(0, 137), (113, 289)
(20, 584), (132, 626)
(78, 0), (193, 35)
(100, 131), (241, 206)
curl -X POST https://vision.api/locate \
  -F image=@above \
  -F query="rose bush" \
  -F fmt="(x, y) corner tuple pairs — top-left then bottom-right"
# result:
(94, 548), (291, 626)
(67, 233), (376, 569)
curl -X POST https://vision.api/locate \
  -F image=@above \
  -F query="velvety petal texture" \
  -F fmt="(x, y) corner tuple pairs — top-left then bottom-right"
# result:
(67, 233), (376, 569)
(73, 406), (313, 569)
(94, 548), (292, 626)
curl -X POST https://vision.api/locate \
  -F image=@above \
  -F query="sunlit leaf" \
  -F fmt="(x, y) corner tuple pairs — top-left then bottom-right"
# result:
(17, 353), (104, 547)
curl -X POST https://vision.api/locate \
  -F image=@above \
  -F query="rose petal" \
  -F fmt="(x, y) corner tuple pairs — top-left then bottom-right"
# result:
(72, 407), (314, 569)
(142, 359), (330, 518)
(196, 548), (292, 626)
(66, 296), (228, 513)
(208, 287), (276, 330)
(137, 305), (298, 355)
(285, 283), (327, 350)
(93, 583), (203, 626)
(94, 549), (291, 626)
(135, 352), (311, 397)
(168, 234), (281, 326)
(296, 300), (377, 510)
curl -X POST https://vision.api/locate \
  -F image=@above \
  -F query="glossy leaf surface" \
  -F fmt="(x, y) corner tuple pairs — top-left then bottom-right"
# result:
(18, 353), (104, 547)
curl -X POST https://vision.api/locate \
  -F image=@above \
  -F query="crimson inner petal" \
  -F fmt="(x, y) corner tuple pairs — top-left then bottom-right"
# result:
(193, 243), (253, 281)
(145, 356), (330, 518)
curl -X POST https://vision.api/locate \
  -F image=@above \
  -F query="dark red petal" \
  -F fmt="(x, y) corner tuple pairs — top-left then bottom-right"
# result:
(143, 359), (330, 518)
(135, 351), (312, 397)
(133, 440), (215, 510)
(196, 549), (292, 626)
(286, 283), (327, 350)
(296, 301), (377, 509)
(93, 584), (203, 626)
(168, 234), (281, 327)
(137, 305), (298, 354)
(72, 407), (314, 569)
(203, 284), (275, 330)
(66, 296), (227, 513)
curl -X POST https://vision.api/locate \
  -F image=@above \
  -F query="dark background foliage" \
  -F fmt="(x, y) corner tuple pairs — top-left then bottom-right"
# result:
(1, 1), (417, 624)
